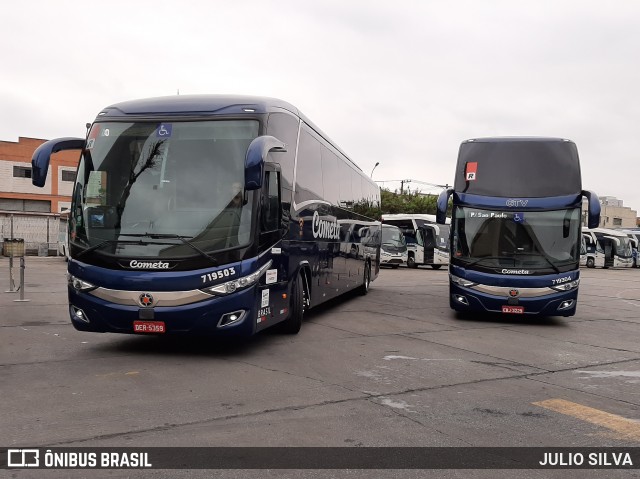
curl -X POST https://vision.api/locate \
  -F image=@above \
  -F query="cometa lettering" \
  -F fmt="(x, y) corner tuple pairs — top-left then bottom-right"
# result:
(501, 269), (530, 275)
(312, 211), (340, 240)
(129, 260), (170, 269)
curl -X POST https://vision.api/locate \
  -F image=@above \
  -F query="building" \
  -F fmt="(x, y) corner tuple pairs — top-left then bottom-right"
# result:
(0, 137), (79, 213)
(582, 195), (637, 228)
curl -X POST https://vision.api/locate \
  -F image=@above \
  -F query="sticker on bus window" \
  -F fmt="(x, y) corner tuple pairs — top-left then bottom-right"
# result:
(266, 269), (277, 284)
(157, 123), (172, 138)
(513, 213), (525, 223)
(465, 162), (478, 181)
(85, 125), (101, 150)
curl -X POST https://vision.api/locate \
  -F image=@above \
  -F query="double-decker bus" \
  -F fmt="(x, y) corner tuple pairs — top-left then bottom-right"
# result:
(381, 214), (450, 269)
(436, 137), (600, 317)
(583, 228), (634, 269)
(31, 95), (381, 337)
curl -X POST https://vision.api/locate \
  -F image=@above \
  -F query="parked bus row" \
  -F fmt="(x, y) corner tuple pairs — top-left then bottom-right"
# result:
(32, 95), (635, 335)
(581, 228), (638, 268)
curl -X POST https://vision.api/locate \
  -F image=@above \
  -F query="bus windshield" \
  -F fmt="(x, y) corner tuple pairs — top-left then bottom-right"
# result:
(70, 120), (259, 258)
(452, 206), (581, 272)
(381, 226), (406, 247)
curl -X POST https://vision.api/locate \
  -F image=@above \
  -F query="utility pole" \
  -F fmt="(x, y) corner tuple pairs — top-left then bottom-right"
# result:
(400, 179), (411, 194)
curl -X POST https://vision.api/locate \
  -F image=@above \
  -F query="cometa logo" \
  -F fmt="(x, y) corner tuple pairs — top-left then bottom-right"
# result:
(501, 269), (531, 275)
(311, 211), (340, 240)
(129, 260), (170, 269)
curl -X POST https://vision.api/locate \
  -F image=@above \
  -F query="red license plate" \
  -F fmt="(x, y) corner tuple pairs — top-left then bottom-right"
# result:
(133, 321), (166, 333)
(502, 305), (524, 314)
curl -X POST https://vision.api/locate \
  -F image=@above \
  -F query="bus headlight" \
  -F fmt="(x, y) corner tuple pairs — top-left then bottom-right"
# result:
(450, 274), (477, 288)
(67, 273), (97, 292)
(201, 261), (272, 296)
(551, 279), (580, 292)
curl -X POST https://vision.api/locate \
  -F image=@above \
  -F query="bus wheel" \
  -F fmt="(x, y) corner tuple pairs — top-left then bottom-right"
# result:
(280, 274), (304, 334)
(407, 255), (417, 269)
(431, 264), (442, 270)
(586, 258), (595, 268)
(358, 261), (371, 296)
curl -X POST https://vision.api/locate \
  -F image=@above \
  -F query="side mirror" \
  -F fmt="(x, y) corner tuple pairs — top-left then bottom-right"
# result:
(436, 188), (454, 224)
(582, 190), (601, 229)
(244, 135), (286, 191)
(32, 137), (84, 187)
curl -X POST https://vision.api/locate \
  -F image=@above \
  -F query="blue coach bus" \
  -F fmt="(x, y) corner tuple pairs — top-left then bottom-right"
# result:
(436, 137), (600, 317)
(32, 95), (381, 337)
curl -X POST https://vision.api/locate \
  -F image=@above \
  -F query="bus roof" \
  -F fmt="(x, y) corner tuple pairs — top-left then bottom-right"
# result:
(100, 95), (300, 117)
(453, 137), (581, 198)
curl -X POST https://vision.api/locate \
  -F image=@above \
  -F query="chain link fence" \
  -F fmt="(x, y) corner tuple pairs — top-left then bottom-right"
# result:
(1, 211), (65, 256)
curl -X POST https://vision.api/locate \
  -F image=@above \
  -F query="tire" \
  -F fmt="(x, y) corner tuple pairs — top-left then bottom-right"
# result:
(280, 273), (304, 334)
(586, 257), (595, 268)
(358, 261), (371, 295)
(431, 264), (442, 270)
(407, 255), (417, 269)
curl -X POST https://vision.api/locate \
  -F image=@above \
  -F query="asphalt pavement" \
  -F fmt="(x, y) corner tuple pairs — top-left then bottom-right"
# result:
(1, 257), (640, 478)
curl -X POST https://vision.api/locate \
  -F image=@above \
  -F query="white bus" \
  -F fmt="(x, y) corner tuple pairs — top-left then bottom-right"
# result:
(583, 228), (633, 268)
(382, 214), (450, 269)
(619, 229), (640, 268)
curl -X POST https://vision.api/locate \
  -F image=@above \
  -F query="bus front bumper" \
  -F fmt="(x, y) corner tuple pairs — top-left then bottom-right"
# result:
(449, 282), (579, 317)
(68, 285), (261, 337)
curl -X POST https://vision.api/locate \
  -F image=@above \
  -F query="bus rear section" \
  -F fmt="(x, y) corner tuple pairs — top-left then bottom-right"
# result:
(437, 137), (600, 318)
(31, 95), (381, 338)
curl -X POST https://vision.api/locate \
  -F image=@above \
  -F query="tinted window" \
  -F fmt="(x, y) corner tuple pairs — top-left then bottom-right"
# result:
(454, 140), (581, 197)
(295, 127), (323, 204)
(266, 113), (299, 188)
(321, 148), (340, 205)
(351, 170), (363, 205)
(338, 160), (353, 208)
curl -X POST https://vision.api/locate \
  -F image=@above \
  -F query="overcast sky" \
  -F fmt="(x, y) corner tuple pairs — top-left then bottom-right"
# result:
(2, 1), (639, 212)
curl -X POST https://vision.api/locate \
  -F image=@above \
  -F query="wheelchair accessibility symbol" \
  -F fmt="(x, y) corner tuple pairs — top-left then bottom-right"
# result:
(513, 213), (525, 223)
(157, 123), (173, 137)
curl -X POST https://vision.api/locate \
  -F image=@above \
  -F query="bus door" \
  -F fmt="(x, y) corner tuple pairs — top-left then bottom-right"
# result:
(411, 228), (425, 265)
(420, 226), (436, 264)
(602, 236), (614, 268)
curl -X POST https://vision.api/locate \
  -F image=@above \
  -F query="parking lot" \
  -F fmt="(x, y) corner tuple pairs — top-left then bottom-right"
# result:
(2, 257), (640, 478)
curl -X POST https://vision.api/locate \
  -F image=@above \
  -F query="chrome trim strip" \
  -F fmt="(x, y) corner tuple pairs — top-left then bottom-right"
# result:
(89, 287), (213, 307)
(469, 283), (556, 298)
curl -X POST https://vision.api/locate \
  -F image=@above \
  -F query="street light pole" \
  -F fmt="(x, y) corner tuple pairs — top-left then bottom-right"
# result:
(370, 162), (380, 178)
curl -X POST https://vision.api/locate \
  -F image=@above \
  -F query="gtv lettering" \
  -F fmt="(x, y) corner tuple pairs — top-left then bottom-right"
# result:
(505, 199), (529, 207)
(311, 211), (340, 240)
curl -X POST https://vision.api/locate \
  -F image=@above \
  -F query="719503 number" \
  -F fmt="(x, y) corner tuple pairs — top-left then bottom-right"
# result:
(201, 267), (236, 284)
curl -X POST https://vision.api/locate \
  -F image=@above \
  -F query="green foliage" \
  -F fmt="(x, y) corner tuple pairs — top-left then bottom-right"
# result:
(380, 188), (439, 215)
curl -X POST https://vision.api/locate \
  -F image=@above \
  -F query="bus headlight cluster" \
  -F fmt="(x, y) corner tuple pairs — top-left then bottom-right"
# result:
(450, 274), (477, 288)
(67, 273), (97, 292)
(551, 279), (580, 292)
(201, 261), (272, 296)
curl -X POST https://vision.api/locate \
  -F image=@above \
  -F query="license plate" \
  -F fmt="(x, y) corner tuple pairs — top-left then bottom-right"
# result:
(502, 305), (524, 314)
(133, 321), (166, 333)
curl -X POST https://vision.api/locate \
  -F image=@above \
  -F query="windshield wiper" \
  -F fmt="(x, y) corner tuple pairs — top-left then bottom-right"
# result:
(464, 255), (514, 268)
(74, 239), (145, 260)
(74, 234), (218, 266)
(511, 250), (561, 274)
(121, 233), (218, 266)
